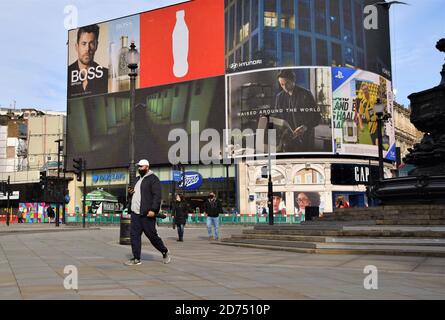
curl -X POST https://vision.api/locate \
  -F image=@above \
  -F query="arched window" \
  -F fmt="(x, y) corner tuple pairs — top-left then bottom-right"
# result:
(256, 169), (286, 185)
(294, 169), (324, 185)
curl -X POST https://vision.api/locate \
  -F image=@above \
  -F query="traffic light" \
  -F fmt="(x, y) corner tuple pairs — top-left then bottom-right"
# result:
(39, 171), (47, 189)
(73, 158), (83, 182)
(0, 181), (7, 196)
(261, 166), (268, 179)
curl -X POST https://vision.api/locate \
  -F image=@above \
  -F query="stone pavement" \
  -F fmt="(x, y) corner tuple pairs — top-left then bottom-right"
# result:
(0, 225), (444, 300)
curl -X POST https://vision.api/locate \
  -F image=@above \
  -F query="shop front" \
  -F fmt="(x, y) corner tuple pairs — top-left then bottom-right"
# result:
(69, 165), (237, 220)
(238, 158), (393, 222)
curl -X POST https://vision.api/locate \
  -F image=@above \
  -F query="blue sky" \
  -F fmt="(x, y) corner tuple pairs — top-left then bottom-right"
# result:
(0, 0), (443, 111)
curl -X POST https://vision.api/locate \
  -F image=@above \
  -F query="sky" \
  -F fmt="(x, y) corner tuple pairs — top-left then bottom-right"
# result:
(0, 0), (444, 112)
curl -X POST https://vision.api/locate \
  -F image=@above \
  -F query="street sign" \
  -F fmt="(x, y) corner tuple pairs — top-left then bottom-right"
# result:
(172, 170), (183, 182)
(0, 191), (19, 201)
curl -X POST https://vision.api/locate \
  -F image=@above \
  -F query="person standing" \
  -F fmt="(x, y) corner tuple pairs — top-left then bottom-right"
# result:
(47, 206), (55, 224)
(125, 159), (170, 266)
(172, 194), (189, 242)
(204, 192), (222, 241)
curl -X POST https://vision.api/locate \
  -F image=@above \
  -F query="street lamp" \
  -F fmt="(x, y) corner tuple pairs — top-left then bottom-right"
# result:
(261, 115), (274, 225)
(120, 42), (139, 246)
(126, 41), (139, 188)
(374, 99), (390, 181)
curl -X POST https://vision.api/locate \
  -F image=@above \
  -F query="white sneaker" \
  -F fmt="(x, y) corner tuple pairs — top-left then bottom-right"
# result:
(162, 251), (171, 264)
(124, 258), (142, 266)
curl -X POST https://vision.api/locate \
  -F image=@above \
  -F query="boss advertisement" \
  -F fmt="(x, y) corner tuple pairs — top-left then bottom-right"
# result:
(331, 67), (396, 161)
(226, 67), (333, 156)
(67, 0), (224, 100)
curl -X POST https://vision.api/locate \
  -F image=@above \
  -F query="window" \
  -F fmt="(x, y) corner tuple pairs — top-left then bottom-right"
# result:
(243, 41), (250, 61)
(354, 0), (364, 48)
(252, 0), (259, 30)
(236, 0), (242, 44)
(299, 36), (312, 65)
(256, 169), (286, 185)
(240, 0), (250, 42)
(264, 30), (277, 50)
(229, 5), (235, 50)
(251, 34), (259, 55)
(331, 42), (342, 66)
(194, 80), (202, 95)
(281, 0), (295, 29)
(345, 46), (354, 65)
(329, 0), (341, 39)
(315, 0), (327, 35)
(294, 169), (324, 184)
(281, 32), (294, 52)
(298, 0), (311, 32)
(316, 39), (328, 65)
(343, 0), (354, 44)
(264, 0), (277, 27)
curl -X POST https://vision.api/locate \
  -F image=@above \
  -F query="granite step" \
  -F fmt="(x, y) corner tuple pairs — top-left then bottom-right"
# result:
(217, 238), (445, 257)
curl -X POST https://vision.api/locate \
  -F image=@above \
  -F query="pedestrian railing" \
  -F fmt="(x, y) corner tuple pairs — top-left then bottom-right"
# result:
(30, 213), (306, 225)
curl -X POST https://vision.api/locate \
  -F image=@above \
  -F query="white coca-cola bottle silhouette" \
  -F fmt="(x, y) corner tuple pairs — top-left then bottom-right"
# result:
(172, 10), (189, 78)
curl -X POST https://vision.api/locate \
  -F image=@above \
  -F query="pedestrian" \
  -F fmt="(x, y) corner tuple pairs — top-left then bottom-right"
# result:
(47, 206), (55, 224)
(203, 192), (223, 241)
(125, 159), (170, 266)
(172, 194), (189, 242)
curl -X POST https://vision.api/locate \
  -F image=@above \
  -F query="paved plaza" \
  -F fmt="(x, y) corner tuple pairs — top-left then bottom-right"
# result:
(0, 225), (444, 300)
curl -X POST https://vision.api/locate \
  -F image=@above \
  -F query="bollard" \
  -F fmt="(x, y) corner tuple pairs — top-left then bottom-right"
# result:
(119, 214), (131, 245)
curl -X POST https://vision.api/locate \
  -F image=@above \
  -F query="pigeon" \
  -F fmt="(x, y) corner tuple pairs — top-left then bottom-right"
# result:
(373, 1), (410, 9)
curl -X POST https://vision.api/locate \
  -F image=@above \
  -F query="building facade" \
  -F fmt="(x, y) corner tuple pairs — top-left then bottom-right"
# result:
(0, 108), (67, 218)
(66, 0), (394, 221)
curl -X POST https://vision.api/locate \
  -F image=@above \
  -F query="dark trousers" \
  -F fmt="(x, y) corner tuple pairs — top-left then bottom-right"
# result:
(131, 212), (168, 260)
(176, 224), (185, 240)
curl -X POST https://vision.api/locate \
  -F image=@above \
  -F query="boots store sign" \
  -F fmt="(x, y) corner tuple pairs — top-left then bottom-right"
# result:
(177, 172), (204, 191)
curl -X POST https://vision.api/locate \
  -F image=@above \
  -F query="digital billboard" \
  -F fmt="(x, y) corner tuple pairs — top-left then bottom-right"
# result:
(226, 67), (333, 156)
(332, 67), (395, 160)
(224, 0), (392, 80)
(67, 76), (226, 169)
(66, 0), (395, 171)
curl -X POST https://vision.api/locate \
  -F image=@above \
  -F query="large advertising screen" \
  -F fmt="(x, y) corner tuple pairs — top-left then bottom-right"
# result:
(225, 0), (392, 80)
(67, 0), (394, 170)
(332, 67), (395, 160)
(226, 67), (333, 156)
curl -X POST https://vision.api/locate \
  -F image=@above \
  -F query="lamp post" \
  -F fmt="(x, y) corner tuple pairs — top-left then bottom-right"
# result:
(126, 41), (140, 188)
(55, 139), (63, 227)
(261, 115), (274, 225)
(374, 100), (390, 181)
(120, 42), (139, 246)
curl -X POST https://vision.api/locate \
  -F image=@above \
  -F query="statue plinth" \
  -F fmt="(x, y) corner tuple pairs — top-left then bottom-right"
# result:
(370, 39), (445, 205)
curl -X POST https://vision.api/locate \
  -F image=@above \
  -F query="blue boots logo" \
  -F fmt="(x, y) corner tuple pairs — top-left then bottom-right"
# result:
(178, 172), (203, 190)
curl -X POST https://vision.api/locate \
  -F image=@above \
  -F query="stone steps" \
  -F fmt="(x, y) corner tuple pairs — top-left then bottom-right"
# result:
(231, 233), (445, 246)
(217, 224), (445, 257)
(217, 238), (445, 257)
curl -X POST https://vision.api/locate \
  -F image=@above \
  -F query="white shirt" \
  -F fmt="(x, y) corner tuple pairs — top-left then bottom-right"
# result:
(131, 174), (148, 214)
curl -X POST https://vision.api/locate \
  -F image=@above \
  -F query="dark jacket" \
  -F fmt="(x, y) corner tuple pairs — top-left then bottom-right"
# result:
(172, 201), (190, 225)
(130, 172), (162, 216)
(204, 198), (223, 218)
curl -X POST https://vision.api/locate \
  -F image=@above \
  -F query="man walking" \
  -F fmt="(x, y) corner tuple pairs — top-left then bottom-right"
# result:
(125, 159), (170, 266)
(203, 192), (222, 241)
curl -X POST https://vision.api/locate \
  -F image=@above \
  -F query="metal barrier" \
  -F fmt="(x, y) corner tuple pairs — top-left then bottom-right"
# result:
(63, 213), (305, 225)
